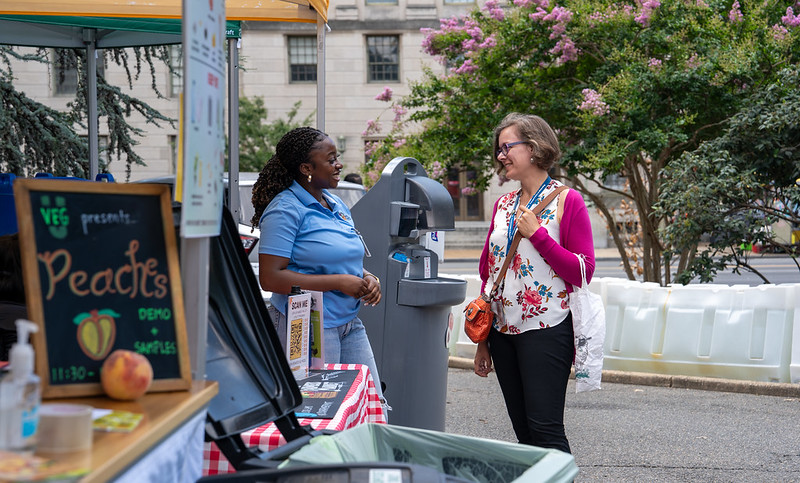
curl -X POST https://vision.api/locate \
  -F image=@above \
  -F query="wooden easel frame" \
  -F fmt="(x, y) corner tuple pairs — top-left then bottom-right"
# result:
(13, 179), (191, 398)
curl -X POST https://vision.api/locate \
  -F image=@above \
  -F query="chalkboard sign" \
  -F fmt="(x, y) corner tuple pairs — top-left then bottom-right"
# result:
(13, 179), (191, 398)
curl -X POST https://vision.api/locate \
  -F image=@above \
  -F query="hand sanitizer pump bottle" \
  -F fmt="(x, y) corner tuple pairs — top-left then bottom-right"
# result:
(0, 319), (41, 453)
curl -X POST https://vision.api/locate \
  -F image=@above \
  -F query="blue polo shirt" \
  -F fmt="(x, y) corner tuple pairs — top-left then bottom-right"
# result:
(258, 181), (364, 328)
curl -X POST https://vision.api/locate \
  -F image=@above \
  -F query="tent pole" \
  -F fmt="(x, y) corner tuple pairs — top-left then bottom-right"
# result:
(316, 18), (326, 132)
(83, 28), (99, 179)
(227, 37), (240, 222)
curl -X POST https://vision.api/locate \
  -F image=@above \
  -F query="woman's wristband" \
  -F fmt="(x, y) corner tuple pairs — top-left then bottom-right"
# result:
(364, 273), (380, 284)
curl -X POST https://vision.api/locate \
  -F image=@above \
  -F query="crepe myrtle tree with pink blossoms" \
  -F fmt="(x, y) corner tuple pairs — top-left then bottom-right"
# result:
(361, 86), (417, 187)
(363, 0), (800, 285)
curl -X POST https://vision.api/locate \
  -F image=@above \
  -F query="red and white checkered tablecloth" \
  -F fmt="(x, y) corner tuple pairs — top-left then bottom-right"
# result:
(203, 363), (386, 476)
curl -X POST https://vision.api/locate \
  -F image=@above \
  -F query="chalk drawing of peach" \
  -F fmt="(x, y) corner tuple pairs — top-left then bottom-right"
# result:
(74, 309), (120, 360)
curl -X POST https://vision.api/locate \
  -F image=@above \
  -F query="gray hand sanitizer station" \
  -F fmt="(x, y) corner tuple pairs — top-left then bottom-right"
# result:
(351, 157), (467, 431)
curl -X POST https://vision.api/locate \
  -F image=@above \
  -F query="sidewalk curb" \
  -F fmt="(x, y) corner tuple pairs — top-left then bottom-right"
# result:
(448, 356), (800, 398)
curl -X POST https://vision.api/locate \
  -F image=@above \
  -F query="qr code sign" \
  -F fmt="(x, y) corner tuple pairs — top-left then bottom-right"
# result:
(289, 318), (303, 360)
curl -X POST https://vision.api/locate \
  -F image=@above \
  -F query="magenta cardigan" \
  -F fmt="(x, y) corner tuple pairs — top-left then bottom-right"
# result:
(479, 188), (596, 294)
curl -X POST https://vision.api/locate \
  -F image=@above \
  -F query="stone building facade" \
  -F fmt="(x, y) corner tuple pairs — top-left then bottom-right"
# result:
(7, 1), (611, 248)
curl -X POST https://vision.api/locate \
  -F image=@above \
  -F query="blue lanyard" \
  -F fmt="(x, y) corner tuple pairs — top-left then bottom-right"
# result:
(506, 176), (551, 255)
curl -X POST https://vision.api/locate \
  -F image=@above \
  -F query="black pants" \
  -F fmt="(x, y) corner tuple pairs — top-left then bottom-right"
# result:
(488, 313), (574, 454)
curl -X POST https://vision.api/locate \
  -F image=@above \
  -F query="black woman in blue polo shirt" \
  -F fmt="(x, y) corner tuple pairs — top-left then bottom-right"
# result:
(250, 127), (387, 410)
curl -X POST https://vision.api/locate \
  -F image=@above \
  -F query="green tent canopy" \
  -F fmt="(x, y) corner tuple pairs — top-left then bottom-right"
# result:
(0, 15), (241, 48)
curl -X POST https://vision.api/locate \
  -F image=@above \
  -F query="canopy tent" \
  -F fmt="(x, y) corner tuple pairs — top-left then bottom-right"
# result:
(0, 0), (330, 380)
(0, 15), (243, 48)
(0, 15), (242, 180)
(0, 0), (330, 179)
(0, 0), (327, 23)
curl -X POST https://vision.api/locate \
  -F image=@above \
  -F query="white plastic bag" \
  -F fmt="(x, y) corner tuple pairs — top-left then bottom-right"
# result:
(569, 253), (605, 393)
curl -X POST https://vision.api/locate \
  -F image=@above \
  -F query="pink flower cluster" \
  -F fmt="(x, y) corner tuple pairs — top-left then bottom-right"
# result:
(578, 88), (610, 116)
(430, 161), (446, 179)
(550, 38), (578, 64)
(392, 104), (407, 123)
(367, 156), (390, 184)
(513, 0), (549, 9)
(374, 86), (393, 102)
(648, 57), (662, 70)
(587, 4), (635, 26)
(634, 0), (660, 27)
(362, 119), (382, 137)
(481, 0), (505, 21)
(461, 186), (478, 196)
(364, 140), (379, 158)
(421, 16), (471, 57)
(685, 52), (701, 69)
(420, 28), (437, 56)
(463, 18), (485, 51)
(541, 6), (573, 39)
(454, 59), (479, 75)
(782, 7), (800, 27)
(728, 0), (743, 23)
(421, 15), (495, 72)
(480, 34), (498, 49)
(771, 24), (790, 40)
(529, 5), (579, 64)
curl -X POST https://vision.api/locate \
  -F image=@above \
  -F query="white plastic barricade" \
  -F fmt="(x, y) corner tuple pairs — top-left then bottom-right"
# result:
(602, 279), (800, 383)
(790, 284), (800, 384)
(444, 272), (800, 385)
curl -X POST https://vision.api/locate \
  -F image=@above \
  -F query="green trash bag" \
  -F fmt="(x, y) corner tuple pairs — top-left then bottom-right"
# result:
(278, 423), (578, 483)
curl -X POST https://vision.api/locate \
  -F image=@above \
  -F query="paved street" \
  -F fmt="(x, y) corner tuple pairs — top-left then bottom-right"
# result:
(441, 248), (800, 286)
(444, 365), (800, 482)
(439, 248), (800, 481)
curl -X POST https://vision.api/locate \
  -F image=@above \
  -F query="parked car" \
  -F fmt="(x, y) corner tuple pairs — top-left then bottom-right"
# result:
(137, 173), (367, 303)
(230, 172), (366, 262)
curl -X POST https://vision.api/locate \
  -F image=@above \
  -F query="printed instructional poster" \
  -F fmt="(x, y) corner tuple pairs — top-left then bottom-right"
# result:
(286, 291), (311, 380)
(309, 291), (324, 370)
(424, 230), (445, 260)
(179, 0), (226, 237)
(295, 370), (359, 419)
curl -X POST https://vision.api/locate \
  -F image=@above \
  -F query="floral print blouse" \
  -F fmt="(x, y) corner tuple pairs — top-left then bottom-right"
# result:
(485, 180), (570, 334)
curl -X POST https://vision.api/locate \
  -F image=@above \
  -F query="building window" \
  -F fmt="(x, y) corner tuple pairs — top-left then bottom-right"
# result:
(168, 45), (182, 97)
(446, 168), (483, 221)
(443, 0), (474, 3)
(288, 36), (317, 83)
(54, 51), (104, 96)
(367, 35), (399, 82)
(366, 0), (398, 4)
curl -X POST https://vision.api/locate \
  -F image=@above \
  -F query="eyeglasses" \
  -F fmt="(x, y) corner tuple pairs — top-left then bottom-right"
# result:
(496, 141), (527, 157)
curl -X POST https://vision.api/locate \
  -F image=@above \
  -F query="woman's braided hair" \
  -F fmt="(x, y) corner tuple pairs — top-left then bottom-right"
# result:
(250, 126), (327, 229)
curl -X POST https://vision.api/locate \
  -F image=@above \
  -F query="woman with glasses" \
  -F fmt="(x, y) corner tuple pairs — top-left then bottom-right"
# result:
(251, 127), (388, 412)
(473, 113), (595, 454)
